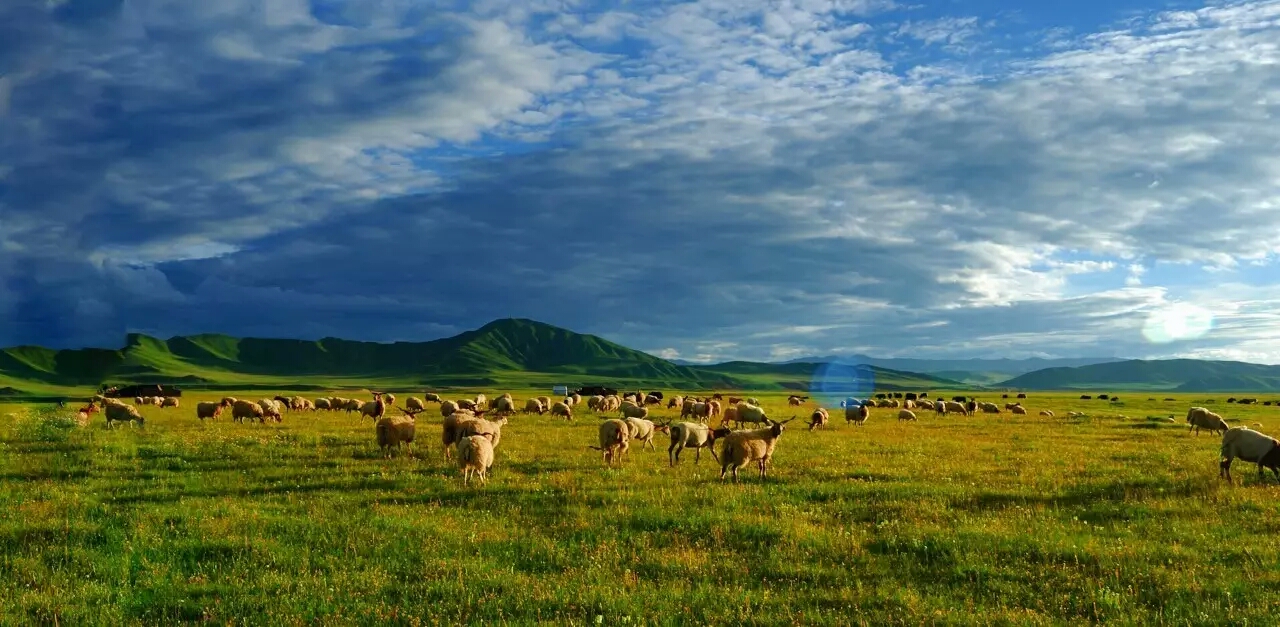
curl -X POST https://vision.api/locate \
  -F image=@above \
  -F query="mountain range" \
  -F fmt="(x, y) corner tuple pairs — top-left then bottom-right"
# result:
(5, 318), (1280, 398)
(0, 318), (963, 397)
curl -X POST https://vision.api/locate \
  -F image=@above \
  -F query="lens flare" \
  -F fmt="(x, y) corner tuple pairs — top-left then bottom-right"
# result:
(1142, 303), (1214, 344)
(809, 359), (876, 408)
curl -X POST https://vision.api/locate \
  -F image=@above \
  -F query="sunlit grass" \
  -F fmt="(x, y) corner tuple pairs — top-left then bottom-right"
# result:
(1, 391), (1278, 624)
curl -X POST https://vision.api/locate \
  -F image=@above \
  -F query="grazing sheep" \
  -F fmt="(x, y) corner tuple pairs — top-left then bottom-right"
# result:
(624, 417), (669, 451)
(1187, 407), (1229, 436)
(645, 393), (662, 405)
(1039, 410), (1054, 417)
(591, 419), (631, 466)
(845, 403), (869, 426)
(668, 421), (723, 466)
(457, 415), (507, 451)
(719, 418), (796, 481)
(195, 401), (223, 421)
(456, 434), (495, 485)
(808, 408), (829, 430)
(746, 397), (760, 405)
(424, 392), (442, 403)
(456, 399), (477, 411)
(405, 397), (427, 412)
(571, 393), (582, 406)
(1010, 405), (1027, 415)
(257, 399), (283, 422)
(344, 399), (362, 414)
(1004, 402), (1020, 411)
(134, 397), (144, 405)
(734, 402), (769, 428)
(979, 402), (1001, 414)
(619, 401), (650, 422)
(524, 398), (546, 414)
(375, 412), (417, 457)
(473, 393), (486, 409)
(668, 396), (683, 409)
(103, 401), (145, 428)
(943, 400), (966, 414)
(491, 396), (517, 415)
(537, 396), (552, 410)
(161, 397), (179, 408)
(588, 395), (605, 411)
(551, 401), (572, 420)
(897, 409), (917, 422)
(789, 397), (803, 406)
(232, 400), (265, 423)
(1220, 427), (1280, 483)
(441, 400), (460, 417)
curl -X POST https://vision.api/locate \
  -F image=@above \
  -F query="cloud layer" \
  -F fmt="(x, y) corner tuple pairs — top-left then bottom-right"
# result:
(3, 0), (1280, 363)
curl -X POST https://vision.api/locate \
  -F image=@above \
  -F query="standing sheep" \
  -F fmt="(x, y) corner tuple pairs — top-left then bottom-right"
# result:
(424, 392), (443, 403)
(103, 401), (145, 428)
(405, 397), (427, 412)
(808, 408), (829, 430)
(845, 404), (869, 426)
(195, 401), (224, 421)
(375, 410), (417, 457)
(719, 418), (795, 482)
(668, 422), (723, 466)
(591, 419), (631, 466)
(441, 400), (460, 417)
(457, 434), (496, 485)
(551, 401), (572, 420)
(161, 397), (180, 408)
(524, 398), (546, 414)
(1187, 407), (1229, 436)
(897, 409), (917, 422)
(1220, 426), (1280, 483)
(232, 400), (265, 423)
(1010, 405), (1027, 415)
(491, 396), (517, 415)
(623, 417), (669, 451)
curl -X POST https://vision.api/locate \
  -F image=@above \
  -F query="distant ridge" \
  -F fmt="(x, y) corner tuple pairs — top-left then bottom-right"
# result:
(0, 318), (966, 395)
(998, 359), (1280, 392)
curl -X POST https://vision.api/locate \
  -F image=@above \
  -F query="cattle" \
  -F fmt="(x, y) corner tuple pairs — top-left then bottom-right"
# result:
(904, 392), (918, 401)
(965, 400), (977, 416)
(952, 396), (967, 403)
(575, 386), (619, 398)
(1016, 393), (1027, 399)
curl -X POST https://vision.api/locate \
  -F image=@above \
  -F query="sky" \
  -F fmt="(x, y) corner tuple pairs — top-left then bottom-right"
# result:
(2, 0), (1280, 364)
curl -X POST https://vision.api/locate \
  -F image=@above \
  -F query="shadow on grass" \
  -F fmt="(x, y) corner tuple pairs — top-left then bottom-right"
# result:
(950, 477), (1214, 514)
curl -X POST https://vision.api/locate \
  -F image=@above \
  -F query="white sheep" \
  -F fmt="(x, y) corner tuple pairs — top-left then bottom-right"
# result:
(232, 400), (265, 423)
(456, 434), (495, 485)
(405, 397), (427, 412)
(1220, 426), (1280, 483)
(491, 396), (517, 414)
(1187, 406), (1229, 436)
(257, 399), (283, 422)
(807, 408), (829, 430)
(591, 419), (631, 466)
(619, 401), (649, 420)
(161, 397), (180, 408)
(376, 414), (416, 457)
(897, 409), (917, 422)
(719, 418), (795, 481)
(733, 402), (769, 428)
(1039, 410), (1054, 417)
(624, 417), (669, 451)
(551, 401), (572, 420)
(1010, 405), (1027, 415)
(524, 398), (546, 414)
(457, 415), (507, 451)
(103, 402), (145, 428)
(456, 398), (477, 411)
(845, 404), (868, 426)
(440, 400), (460, 417)
(424, 392), (443, 403)
(668, 421), (723, 466)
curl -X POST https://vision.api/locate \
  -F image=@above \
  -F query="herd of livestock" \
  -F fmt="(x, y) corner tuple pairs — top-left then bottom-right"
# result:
(67, 387), (1280, 485)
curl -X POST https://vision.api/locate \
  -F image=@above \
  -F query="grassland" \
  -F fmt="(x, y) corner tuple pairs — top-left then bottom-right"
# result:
(2, 390), (1279, 625)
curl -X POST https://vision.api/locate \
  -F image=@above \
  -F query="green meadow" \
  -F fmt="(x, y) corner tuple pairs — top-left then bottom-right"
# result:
(2, 390), (1278, 625)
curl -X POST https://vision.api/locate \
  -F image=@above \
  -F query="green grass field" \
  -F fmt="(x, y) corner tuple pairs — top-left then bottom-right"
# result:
(2, 390), (1279, 625)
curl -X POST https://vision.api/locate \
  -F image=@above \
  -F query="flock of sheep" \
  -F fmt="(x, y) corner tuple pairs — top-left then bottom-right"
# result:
(74, 388), (1280, 486)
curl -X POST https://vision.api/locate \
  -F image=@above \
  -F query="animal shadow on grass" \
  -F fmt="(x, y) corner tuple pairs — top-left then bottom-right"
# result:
(950, 477), (1214, 514)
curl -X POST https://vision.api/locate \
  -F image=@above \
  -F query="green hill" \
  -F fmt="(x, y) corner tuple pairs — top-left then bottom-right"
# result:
(999, 359), (1280, 392)
(0, 319), (957, 396)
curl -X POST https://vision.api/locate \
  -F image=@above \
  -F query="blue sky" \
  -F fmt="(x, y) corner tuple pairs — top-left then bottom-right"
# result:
(3, 0), (1280, 364)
